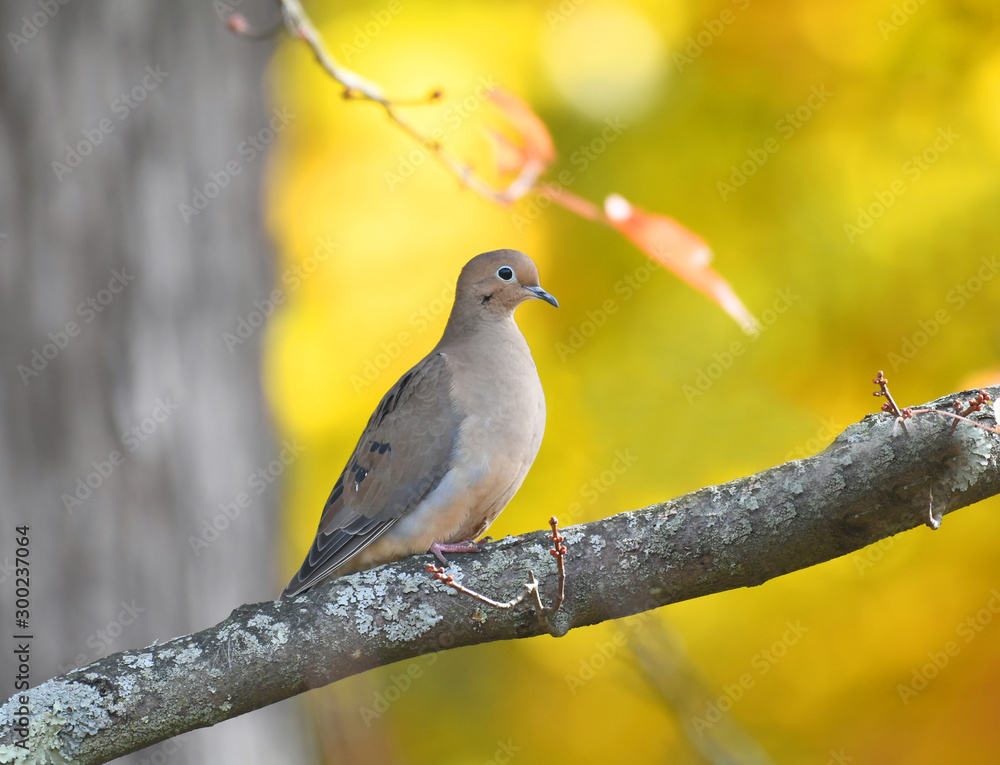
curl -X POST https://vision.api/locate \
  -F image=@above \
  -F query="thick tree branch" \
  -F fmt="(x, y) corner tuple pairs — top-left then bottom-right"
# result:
(3, 384), (998, 764)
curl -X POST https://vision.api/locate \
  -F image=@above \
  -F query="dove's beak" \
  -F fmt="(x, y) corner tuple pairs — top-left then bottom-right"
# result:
(526, 285), (559, 308)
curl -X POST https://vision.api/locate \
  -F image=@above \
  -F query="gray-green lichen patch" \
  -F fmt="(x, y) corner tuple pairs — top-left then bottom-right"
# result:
(823, 471), (847, 495)
(121, 653), (154, 669)
(382, 602), (442, 642)
(172, 646), (202, 665)
(614, 537), (643, 571)
(397, 571), (425, 594)
(718, 511), (752, 545)
(835, 450), (853, 467)
(483, 546), (518, 575)
(944, 423), (993, 492)
(840, 419), (875, 445)
(763, 502), (798, 531)
(215, 620), (284, 664)
(247, 614), (289, 646)
(650, 504), (684, 534)
(781, 472), (805, 496)
(561, 527), (586, 547)
(108, 673), (139, 716)
(0, 680), (111, 764)
(322, 570), (443, 642)
(737, 483), (760, 510)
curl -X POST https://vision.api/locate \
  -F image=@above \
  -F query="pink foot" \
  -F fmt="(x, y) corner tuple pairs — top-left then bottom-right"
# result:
(430, 540), (483, 565)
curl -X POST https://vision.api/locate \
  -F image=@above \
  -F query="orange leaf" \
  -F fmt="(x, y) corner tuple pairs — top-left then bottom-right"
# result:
(488, 89), (556, 167)
(485, 128), (531, 176)
(604, 194), (760, 335)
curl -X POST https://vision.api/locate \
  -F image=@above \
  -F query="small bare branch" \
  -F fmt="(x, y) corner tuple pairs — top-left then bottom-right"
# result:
(872, 370), (911, 435)
(424, 515), (569, 633)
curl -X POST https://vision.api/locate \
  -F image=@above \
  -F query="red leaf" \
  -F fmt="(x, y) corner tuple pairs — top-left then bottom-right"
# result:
(604, 194), (760, 335)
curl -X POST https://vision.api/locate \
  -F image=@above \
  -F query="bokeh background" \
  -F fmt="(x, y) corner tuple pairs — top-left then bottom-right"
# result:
(0, 0), (1000, 765)
(266, 0), (1000, 762)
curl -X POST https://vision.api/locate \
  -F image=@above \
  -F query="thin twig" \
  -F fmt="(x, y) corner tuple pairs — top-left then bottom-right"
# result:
(425, 516), (569, 631)
(934, 390), (993, 436)
(908, 406), (1000, 435)
(547, 516), (567, 617)
(230, 0), (546, 206)
(873, 373), (998, 437)
(872, 370), (911, 435)
(425, 563), (536, 611)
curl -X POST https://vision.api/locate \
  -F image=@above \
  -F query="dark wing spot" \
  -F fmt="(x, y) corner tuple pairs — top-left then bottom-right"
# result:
(369, 441), (380, 453)
(349, 462), (369, 489)
(377, 372), (416, 426)
(327, 480), (344, 506)
(396, 372), (414, 396)
(378, 442), (390, 455)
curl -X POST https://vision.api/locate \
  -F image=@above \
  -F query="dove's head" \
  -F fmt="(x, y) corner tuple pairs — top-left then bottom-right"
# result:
(456, 249), (559, 315)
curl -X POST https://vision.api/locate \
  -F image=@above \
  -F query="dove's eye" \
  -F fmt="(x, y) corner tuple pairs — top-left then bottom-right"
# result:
(497, 266), (514, 281)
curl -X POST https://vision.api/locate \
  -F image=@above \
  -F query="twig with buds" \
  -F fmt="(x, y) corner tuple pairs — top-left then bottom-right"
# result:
(426, 516), (569, 633)
(873, 371), (998, 436)
(227, 0), (545, 206)
(872, 370), (912, 435)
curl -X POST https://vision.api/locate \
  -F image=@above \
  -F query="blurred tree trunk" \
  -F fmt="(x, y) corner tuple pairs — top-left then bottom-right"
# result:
(0, 2), (313, 763)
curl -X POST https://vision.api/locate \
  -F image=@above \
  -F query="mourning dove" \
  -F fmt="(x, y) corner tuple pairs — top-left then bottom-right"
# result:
(282, 249), (558, 598)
